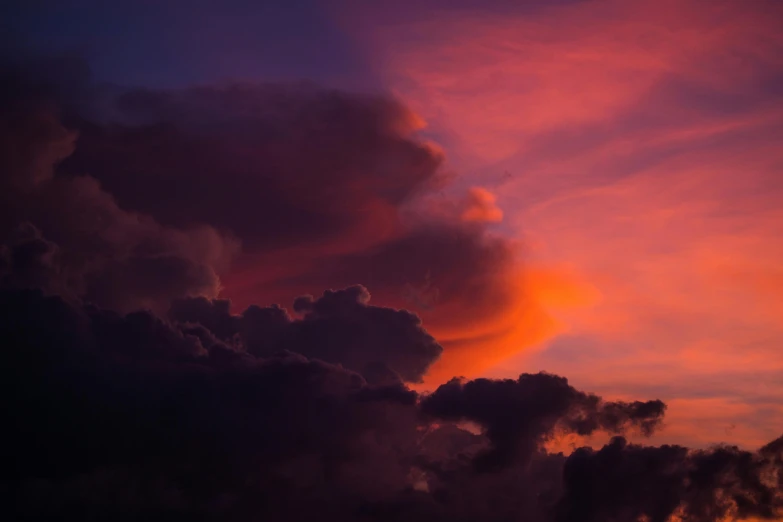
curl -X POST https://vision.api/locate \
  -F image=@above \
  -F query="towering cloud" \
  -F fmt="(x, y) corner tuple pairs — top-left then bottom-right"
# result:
(0, 53), (561, 380)
(0, 53), (781, 521)
(0, 57), (238, 313)
(62, 83), (442, 251)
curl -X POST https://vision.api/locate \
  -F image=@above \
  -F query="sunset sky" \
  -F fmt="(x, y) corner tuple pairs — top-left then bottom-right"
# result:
(3, 0), (783, 519)
(7, 0), (783, 446)
(351, 0), (783, 450)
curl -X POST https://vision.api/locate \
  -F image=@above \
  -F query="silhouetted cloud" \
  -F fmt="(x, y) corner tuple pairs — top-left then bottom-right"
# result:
(2, 284), (781, 520)
(55, 72), (540, 367)
(421, 373), (665, 471)
(0, 58), (238, 313)
(170, 285), (442, 383)
(558, 436), (783, 522)
(0, 54), (548, 379)
(62, 83), (443, 251)
(1, 287), (422, 520)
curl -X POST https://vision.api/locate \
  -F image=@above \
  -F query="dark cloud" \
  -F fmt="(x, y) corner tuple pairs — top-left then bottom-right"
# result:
(0, 171), (237, 313)
(420, 373), (666, 471)
(558, 436), (783, 522)
(0, 53), (528, 358)
(0, 222), (63, 292)
(1, 287), (781, 521)
(1, 288), (422, 520)
(0, 52), (562, 403)
(290, 286), (442, 382)
(0, 58), (238, 313)
(60, 83), (444, 250)
(170, 285), (443, 383)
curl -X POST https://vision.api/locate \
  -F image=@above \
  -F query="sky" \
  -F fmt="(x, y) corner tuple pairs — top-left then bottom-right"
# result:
(2, 0), (783, 520)
(348, 0), (783, 449)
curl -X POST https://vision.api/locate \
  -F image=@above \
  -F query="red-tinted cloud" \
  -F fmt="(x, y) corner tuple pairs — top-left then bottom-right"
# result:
(460, 187), (503, 223)
(33, 72), (580, 380)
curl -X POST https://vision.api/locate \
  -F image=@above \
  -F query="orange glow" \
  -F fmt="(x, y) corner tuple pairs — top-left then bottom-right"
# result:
(392, 244), (600, 387)
(226, 239), (599, 390)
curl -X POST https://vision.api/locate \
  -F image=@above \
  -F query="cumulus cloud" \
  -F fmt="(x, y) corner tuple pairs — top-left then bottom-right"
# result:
(62, 83), (443, 251)
(420, 373), (665, 471)
(0, 53), (557, 379)
(66, 59), (583, 373)
(2, 287), (781, 521)
(559, 436), (783, 522)
(170, 285), (442, 383)
(0, 57), (239, 313)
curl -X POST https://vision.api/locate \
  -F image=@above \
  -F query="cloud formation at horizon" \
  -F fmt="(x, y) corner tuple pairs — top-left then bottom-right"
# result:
(4, 284), (781, 521)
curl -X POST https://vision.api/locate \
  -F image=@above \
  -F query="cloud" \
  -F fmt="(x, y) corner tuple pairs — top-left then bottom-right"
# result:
(2, 43), (781, 521)
(420, 373), (665, 471)
(62, 83), (441, 251)
(559, 436), (783, 522)
(0, 57), (239, 313)
(3, 286), (780, 520)
(0, 223), (63, 292)
(0, 53), (589, 378)
(1, 287), (422, 517)
(460, 187), (503, 223)
(170, 285), (442, 383)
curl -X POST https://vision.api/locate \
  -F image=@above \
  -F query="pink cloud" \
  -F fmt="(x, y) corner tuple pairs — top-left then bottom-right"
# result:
(460, 187), (504, 223)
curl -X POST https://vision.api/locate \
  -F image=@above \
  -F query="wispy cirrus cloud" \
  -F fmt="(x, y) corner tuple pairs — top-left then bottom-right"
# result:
(344, 0), (783, 446)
